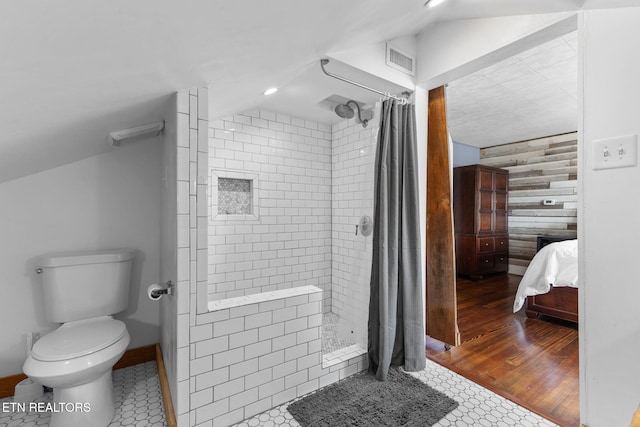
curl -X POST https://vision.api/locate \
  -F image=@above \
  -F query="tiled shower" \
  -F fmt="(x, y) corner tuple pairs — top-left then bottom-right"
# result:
(208, 107), (377, 342)
(204, 106), (379, 425)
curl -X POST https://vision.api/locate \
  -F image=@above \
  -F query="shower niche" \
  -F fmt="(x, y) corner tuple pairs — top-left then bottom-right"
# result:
(210, 169), (259, 221)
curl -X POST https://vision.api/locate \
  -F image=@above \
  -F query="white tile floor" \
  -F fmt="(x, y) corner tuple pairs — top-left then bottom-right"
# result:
(1, 358), (560, 427)
(0, 361), (165, 427)
(234, 358), (559, 427)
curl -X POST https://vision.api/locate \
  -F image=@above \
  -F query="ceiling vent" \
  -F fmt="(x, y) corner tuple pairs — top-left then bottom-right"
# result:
(386, 43), (415, 76)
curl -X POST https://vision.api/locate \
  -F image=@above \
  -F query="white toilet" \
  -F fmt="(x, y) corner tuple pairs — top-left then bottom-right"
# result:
(23, 249), (135, 427)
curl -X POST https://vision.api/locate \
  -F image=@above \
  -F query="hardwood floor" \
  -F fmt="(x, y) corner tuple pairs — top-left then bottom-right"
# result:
(426, 274), (579, 427)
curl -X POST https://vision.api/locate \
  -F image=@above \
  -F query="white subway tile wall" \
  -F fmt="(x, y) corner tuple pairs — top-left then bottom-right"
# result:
(175, 88), (210, 427)
(330, 112), (379, 348)
(208, 110), (333, 312)
(189, 286), (367, 426)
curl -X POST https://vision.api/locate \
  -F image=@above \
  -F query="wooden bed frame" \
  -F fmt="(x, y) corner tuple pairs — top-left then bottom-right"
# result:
(524, 236), (578, 323)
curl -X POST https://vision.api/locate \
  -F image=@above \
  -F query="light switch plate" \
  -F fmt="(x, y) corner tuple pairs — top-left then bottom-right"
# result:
(592, 134), (638, 170)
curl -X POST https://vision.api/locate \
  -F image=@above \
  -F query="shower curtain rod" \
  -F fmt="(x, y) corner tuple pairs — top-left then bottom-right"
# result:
(320, 59), (410, 104)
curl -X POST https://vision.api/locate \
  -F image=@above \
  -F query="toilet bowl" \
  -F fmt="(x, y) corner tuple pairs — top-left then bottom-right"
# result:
(23, 248), (135, 427)
(24, 317), (130, 427)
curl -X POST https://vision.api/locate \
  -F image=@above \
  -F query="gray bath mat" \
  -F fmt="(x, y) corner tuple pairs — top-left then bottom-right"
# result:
(287, 368), (458, 426)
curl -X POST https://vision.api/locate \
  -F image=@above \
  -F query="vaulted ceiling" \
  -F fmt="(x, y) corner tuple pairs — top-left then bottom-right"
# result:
(0, 0), (631, 183)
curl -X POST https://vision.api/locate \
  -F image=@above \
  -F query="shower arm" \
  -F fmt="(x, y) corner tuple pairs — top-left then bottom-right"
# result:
(320, 59), (409, 104)
(346, 100), (368, 128)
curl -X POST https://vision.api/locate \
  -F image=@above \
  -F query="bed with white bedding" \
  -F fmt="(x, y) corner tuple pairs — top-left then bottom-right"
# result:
(513, 237), (578, 323)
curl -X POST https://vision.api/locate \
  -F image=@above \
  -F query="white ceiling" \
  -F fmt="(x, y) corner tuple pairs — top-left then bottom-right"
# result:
(0, 0), (634, 183)
(254, 58), (410, 127)
(446, 31), (578, 148)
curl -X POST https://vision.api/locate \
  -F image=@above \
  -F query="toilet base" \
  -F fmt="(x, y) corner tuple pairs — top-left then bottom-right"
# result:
(50, 369), (115, 427)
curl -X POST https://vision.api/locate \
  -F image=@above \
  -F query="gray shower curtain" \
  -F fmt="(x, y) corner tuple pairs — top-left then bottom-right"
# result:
(368, 99), (426, 381)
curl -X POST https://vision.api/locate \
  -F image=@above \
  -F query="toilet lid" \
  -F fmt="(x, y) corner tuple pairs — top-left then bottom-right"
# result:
(31, 317), (127, 362)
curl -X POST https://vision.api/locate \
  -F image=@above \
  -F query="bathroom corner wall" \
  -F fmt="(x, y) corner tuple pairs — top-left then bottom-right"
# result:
(207, 110), (332, 311)
(162, 87), (209, 426)
(0, 123), (164, 378)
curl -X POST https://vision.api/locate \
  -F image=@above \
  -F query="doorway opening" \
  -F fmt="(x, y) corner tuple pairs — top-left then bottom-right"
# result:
(424, 30), (580, 427)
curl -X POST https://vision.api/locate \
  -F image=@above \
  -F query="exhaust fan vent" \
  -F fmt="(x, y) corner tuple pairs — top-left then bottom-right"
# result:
(386, 43), (415, 76)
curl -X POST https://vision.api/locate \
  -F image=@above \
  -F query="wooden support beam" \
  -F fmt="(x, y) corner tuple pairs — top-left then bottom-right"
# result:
(425, 85), (460, 347)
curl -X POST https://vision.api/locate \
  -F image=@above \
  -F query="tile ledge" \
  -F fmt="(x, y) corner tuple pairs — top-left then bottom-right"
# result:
(322, 344), (367, 368)
(208, 285), (322, 312)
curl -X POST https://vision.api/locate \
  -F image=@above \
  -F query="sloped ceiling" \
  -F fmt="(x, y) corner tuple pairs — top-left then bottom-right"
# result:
(0, 0), (634, 183)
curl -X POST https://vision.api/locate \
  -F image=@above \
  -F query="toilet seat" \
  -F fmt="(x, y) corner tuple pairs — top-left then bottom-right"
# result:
(32, 317), (127, 362)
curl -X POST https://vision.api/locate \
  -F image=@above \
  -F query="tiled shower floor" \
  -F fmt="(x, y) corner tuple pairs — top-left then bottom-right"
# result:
(0, 361), (166, 427)
(320, 312), (355, 354)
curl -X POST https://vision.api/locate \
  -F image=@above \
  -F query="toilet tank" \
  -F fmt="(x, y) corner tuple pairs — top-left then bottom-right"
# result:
(38, 249), (135, 323)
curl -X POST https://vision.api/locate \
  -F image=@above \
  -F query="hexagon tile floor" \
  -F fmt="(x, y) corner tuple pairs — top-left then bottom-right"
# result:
(0, 361), (166, 427)
(1, 358), (559, 427)
(234, 358), (560, 427)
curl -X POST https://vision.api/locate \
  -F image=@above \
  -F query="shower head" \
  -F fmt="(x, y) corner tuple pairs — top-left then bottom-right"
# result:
(334, 103), (355, 119)
(334, 100), (368, 128)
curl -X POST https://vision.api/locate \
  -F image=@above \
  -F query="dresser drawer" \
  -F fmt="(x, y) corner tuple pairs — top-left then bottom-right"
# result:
(478, 254), (495, 271)
(495, 236), (508, 251)
(478, 237), (495, 253)
(494, 252), (508, 270)
(477, 252), (508, 273)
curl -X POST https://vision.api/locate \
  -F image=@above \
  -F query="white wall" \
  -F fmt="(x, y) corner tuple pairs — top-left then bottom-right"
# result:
(580, 7), (640, 426)
(452, 141), (480, 167)
(0, 136), (162, 377)
(160, 93), (179, 408)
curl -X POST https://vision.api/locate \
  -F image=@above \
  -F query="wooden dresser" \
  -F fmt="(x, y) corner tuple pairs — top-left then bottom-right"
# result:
(453, 164), (508, 279)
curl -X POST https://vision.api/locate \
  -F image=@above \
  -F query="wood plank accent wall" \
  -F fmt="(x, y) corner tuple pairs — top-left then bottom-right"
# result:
(479, 132), (578, 273)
